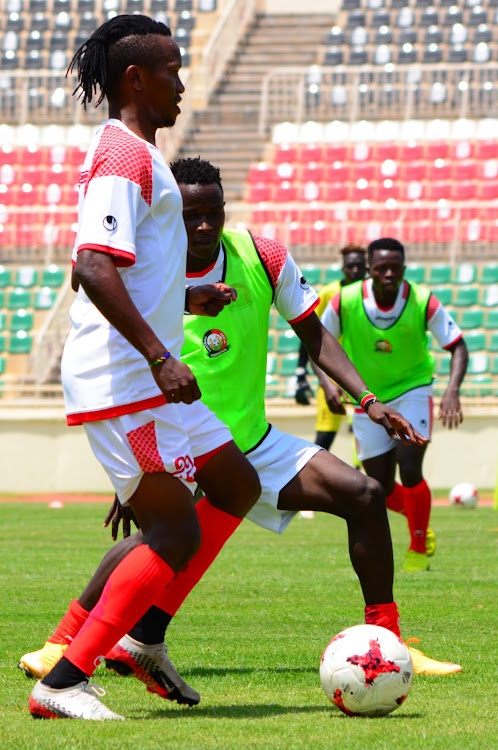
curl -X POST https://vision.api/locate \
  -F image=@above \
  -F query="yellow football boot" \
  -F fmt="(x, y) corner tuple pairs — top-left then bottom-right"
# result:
(406, 639), (462, 675)
(18, 642), (68, 679)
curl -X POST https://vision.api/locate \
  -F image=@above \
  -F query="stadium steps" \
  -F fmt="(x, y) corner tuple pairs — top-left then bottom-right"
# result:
(178, 13), (332, 201)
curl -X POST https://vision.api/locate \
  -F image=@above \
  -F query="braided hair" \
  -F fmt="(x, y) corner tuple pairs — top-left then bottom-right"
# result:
(67, 14), (171, 108)
(170, 157), (223, 192)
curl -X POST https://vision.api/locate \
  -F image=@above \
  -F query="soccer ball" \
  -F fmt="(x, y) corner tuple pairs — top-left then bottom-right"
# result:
(449, 482), (479, 509)
(320, 624), (414, 717)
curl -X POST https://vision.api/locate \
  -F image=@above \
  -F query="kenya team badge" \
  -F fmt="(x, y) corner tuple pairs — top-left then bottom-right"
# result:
(203, 329), (229, 357)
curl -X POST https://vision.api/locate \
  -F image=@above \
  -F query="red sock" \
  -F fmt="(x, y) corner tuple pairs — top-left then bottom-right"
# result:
(63, 544), (174, 676)
(365, 602), (401, 638)
(403, 480), (431, 554)
(385, 482), (406, 515)
(153, 497), (242, 616)
(47, 600), (90, 645)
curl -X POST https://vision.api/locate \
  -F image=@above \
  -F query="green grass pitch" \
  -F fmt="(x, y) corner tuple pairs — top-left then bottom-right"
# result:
(0, 502), (496, 749)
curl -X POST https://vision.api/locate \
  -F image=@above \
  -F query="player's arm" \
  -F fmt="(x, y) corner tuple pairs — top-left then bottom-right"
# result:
(74, 248), (200, 404)
(439, 338), (468, 429)
(292, 311), (427, 446)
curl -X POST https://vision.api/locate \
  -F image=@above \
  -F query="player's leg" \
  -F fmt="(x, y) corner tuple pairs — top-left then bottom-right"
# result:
(314, 431), (337, 451)
(395, 441), (434, 568)
(314, 386), (342, 452)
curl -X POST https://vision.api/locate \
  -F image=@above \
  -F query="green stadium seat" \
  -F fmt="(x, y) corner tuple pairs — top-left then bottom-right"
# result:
(278, 354), (298, 376)
(480, 264), (498, 284)
(404, 264), (426, 284)
(276, 330), (299, 353)
(465, 375), (493, 398)
(41, 264), (65, 288)
(454, 287), (479, 306)
(459, 309), (484, 329)
(15, 266), (38, 288)
(428, 264), (451, 285)
(0, 291), (4, 308)
(300, 265), (321, 287)
(468, 353), (488, 375)
(485, 309), (498, 329)
(431, 287), (453, 306)
(464, 331), (486, 352)
(10, 309), (34, 332)
(34, 287), (57, 309)
(490, 356), (498, 376)
(0, 312), (5, 331)
(481, 284), (498, 307)
(7, 289), (32, 309)
(322, 265), (342, 284)
(265, 374), (281, 399)
(274, 314), (291, 331)
(266, 353), (276, 375)
(8, 330), (33, 354)
(0, 356), (5, 376)
(0, 266), (12, 288)
(0, 334), (5, 352)
(453, 263), (477, 284)
(488, 333), (498, 352)
(435, 356), (451, 376)
(267, 332), (275, 351)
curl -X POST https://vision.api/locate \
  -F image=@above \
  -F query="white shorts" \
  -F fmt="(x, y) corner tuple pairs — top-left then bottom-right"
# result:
(245, 426), (322, 535)
(84, 400), (232, 503)
(352, 384), (434, 462)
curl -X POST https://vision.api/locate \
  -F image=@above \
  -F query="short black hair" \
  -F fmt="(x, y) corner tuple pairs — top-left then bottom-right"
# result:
(170, 157), (223, 192)
(368, 237), (405, 262)
(68, 14), (171, 108)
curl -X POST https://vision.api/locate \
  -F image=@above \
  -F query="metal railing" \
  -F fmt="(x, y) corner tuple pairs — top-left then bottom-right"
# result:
(259, 63), (498, 135)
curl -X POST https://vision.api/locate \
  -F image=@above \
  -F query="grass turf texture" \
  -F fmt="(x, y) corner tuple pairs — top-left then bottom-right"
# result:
(0, 503), (496, 749)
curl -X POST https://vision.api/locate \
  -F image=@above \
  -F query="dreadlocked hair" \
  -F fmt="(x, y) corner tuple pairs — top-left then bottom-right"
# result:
(170, 157), (223, 192)
(67, 14), (171, 109)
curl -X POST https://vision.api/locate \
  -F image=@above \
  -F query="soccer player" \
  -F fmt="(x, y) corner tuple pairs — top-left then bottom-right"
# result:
(319, 237), (469, 572)
(21, 161), (462, 701)
(295, 244), (367, 451)
(27, 17), (262, 721)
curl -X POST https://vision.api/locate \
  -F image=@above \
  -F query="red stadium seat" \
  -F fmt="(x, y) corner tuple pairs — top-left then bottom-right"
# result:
(460, 220), (483, 242)
(247, 182), (273, 202)
(351, 180), (376, 201)
(351, 143), (371, 162)
(300, 181), (322, 201)
(406, 221), (432, 243)
(18, 146), (47, 166)
(374, 142), (400, 161)
(288, 222), (307, 245)
(452, 180), (477, 200)
(274, 181), (298, 202)
(426, 141), (450, 160)
(352, 162), (377, 181)
(451, 140), (474, 160)
(375, 180), (399, 201)
(402, 180), (425, 201)
(426, 181), (452, 200)
(435, 221), (457, 243)
(273, 145), (298, 164)
(453, 160), (477, 180)
(476, 141), (498, 159)
(309, 221), (333, 245)
(298, 144), (324, 163)
(301, 162), (325, 182)
(275, 162), (296, 181)
(325, 162), (351, 182)
(400, 142), (424, 161)
(481, 159), (498, 180)
(323, 182), (349, 202)
(484, 221), (498, 242)
(324, 144), (349, 162)
(400, 161), (427, 181)
(248, 162), (276, 185)
(427, 160), (452, 181)
(479, 182), (498, 200)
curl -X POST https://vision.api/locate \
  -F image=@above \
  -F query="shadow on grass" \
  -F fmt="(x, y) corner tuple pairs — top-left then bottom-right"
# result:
(128, 704), (423, 721)
(182, 666), (317, 678)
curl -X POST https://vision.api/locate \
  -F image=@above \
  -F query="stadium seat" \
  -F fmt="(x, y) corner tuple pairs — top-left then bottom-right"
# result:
(0, 356), (5, 375)
(453, 287), (479, 306)
(10, 308), (33, 332)
(322, 265), (342, 284)
(464, 331), (486, 352)
(7, 289), (31, 309)
(488, 333), (498, 352)
(265, 374), (281, 399)
(0, 334), (5, 353)
(484, 309), (498, 330)
(468, 353), (488, 375)
(276, 330), (299, 354)
(300, 265), (321, 286)
(459, 309), (484, 329)
(15, 266), (38, 287)
(480, 264), (498, 284)
(427, 264), (451, 285)
(435, 356), (451, 376)
(278, 354), (298, 376)
(481, 285), (498, 308)
(404, 264), (426, 284)
(8, 330), (32, 354)
(34, 287), (56, 309)
(40, 264), (65, 288)
(0, 266), (12, 287)
(453, 263), (477, 284)
(431, 287), (453, 306)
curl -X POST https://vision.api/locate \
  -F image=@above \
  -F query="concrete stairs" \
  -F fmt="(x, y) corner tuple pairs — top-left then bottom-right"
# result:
(178, 13), (333, 202)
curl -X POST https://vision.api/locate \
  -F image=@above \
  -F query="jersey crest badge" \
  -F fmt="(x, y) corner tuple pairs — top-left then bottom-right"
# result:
(375, 339), (392, 353)
(203, 329), (229, 358)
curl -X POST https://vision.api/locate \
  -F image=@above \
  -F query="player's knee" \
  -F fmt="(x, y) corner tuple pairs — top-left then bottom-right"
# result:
(357, 475), (386, 518)
(399, 465), (423, 487)
(144, 518), (201, 572)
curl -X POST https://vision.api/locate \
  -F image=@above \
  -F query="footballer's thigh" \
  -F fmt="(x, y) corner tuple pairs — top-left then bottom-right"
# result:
(196, 440), (261, 518)
(277, 449), (383, 520)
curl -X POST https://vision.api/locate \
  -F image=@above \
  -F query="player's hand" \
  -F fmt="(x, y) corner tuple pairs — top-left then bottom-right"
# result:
(367, 402), (429, 446)
(187, 283), (237, 317)
(103, 495), (139, 540)
(295, 377), (313, 405)
(151, 355), (201, 404)
(323, 383), (347, 415)
(438, 390), (463, 430)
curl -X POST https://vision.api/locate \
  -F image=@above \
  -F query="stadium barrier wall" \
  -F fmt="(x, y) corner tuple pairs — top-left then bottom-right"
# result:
(1, 405), (497, 493)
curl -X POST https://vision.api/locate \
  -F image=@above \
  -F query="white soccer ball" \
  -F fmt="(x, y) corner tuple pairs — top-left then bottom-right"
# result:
(320, 624), (414, 717)
(449, 482), (479, 509)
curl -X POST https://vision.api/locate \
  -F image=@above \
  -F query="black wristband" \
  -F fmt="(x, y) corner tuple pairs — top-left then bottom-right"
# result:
(184, 285), (193, 314)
